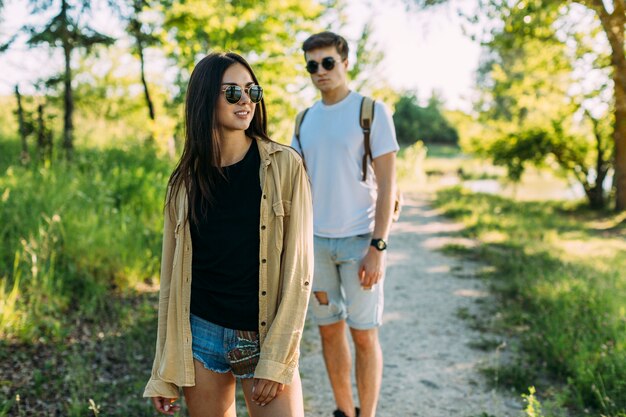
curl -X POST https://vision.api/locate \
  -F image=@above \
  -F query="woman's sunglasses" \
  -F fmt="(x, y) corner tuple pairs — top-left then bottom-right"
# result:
(222, 84), (264, 104)
(306, 56), (336, 74)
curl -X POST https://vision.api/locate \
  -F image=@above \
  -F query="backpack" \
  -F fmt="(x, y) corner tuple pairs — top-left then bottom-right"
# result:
(294, 96), (403, 222)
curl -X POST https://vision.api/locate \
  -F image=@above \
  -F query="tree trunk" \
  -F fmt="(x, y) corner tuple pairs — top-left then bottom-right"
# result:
(592, 0), (626, 210)
(583, 109), (609, 209)
(131, 0), (155, 138)
(612, 57), (626, 211)
(62, 43), (74, 156)
(585, 184), (606, 209)
(15, 85), (29, 164)
(138, 41), (155, 122)
(61, 0), (74, 158)
(37, 104), (47, 158)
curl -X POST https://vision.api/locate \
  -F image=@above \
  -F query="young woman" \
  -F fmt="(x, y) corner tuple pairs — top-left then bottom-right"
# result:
(143, 52), (313, 417)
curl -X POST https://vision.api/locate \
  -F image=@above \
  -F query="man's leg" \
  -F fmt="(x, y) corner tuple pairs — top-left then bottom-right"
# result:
(319, 320), (356, 417)
(310, 236), (355, 416)
(337, 233), (385, 417)
(350, 328), (382, 417)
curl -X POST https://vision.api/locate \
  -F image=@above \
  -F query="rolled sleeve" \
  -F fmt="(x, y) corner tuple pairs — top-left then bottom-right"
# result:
(143, 378), (179, 399)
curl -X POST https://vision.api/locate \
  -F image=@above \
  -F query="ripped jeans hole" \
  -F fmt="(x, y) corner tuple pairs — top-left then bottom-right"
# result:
(314, 291), (329, 305)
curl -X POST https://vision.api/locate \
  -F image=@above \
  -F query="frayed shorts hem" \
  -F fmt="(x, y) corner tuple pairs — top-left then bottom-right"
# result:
(312, 314), (381, 330)
(312, 313), (347, 327)
(193, 354), (255, 379)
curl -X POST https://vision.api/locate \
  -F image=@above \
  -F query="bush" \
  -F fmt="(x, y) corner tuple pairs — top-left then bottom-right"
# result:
(0, 140), (171, 340)
(393, 92), (459, 146)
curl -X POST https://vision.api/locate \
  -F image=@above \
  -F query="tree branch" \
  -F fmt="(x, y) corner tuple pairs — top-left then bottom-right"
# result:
(573, 0), (609, 18)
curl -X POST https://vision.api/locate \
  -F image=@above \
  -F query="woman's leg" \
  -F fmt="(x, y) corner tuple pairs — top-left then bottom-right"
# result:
(183, 359), (237, 417)
(241, 372), (304, 417)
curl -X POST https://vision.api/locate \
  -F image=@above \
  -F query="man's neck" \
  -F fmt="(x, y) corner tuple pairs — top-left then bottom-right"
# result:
(321, 85), (351, 105)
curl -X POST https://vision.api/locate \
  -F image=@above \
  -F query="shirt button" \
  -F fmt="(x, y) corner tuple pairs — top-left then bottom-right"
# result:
(304, 281), (309, 286)
(263, 194), (267, 199)
(261, 291), (267, 296)
(261, 321), (266, 326)
(261, 225), (266, 230)
(261, 259), (267, 264)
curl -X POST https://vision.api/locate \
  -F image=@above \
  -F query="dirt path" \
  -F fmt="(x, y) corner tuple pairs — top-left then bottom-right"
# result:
(299, 193), (524, 417)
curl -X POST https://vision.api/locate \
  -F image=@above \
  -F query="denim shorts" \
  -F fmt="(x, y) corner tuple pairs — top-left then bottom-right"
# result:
(190, 313), (260, 379)
(310, 233), (385, 330)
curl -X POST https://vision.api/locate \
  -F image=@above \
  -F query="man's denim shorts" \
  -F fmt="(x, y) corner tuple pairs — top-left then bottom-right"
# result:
(190, 313), (260, 379)
(310, 233), (385, 330)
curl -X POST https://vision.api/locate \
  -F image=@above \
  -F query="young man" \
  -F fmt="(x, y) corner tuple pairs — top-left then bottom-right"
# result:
(291, 32), (399, 417)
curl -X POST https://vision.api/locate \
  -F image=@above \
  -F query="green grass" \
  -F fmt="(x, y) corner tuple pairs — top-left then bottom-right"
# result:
(0, 138), (177, 415)
(424, 143), (462, 159)
(0, 291), (160, 417)
(435, 186), (626, 416)
(0, 139), (171, 341)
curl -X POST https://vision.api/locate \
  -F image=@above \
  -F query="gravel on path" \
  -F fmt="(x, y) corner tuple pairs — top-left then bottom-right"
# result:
(299, 193), (524, 417)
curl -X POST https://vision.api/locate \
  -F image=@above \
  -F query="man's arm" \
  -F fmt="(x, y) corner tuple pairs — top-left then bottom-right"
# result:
(371, 151), (396, 241)
(358, 151), (396, 288)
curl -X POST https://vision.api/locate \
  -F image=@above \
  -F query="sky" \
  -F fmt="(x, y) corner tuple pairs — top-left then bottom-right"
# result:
(343, 0), (481, 110)
(0, 0), (481, 111)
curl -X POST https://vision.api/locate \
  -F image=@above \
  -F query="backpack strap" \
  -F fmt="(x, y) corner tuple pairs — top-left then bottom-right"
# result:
(359, 96), (376, 181)
(296, 97), (375, 180)
(294, 107), (310, 167)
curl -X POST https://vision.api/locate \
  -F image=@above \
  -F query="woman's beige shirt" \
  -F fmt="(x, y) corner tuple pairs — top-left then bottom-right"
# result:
(143, 138), (313, 398)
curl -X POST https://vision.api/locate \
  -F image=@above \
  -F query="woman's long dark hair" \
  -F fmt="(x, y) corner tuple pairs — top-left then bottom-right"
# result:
(167, 52), (271, 224)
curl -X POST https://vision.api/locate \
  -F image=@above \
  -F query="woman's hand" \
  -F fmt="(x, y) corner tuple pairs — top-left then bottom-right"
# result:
(151, 396), (180, 415)
(251, 378), (285, 406)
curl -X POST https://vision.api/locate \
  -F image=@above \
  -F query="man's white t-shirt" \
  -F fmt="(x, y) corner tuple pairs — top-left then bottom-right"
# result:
(291, 91), (399, 238)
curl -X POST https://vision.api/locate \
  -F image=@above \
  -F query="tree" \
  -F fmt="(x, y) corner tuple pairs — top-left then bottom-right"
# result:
(23, 0), (115, 157)
(410, 0), (626, 210)
(577, 0), (626, 211)
(393, 91), (459, 145)
(488, 118), (611, 208)
(14, 86), (30, 163)
(348, 20), (384, 92)
(113, 0), (158, 123)
(154, 0), (328, 144)
(472, 2), (613, 208)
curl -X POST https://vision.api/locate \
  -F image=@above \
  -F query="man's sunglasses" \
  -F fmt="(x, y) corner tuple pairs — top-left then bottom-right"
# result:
(306, 56), (336, 74)
(222, 84), (263, 104)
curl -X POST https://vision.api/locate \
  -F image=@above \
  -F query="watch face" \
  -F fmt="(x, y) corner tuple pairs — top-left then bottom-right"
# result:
(371, 239), (386, 250)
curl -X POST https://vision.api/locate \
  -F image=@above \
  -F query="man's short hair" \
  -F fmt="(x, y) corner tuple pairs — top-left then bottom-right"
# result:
(302, 31), (349, 61)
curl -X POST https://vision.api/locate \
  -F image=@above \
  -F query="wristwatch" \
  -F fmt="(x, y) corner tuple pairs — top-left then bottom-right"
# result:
(370, 238), (387, 251)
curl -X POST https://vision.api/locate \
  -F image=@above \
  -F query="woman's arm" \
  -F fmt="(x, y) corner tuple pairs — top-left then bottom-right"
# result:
(144, 188), (180, 400)
(254, 158), (314, 384)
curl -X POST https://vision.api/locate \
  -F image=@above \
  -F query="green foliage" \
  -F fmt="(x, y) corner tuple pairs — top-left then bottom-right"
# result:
(468, 1), (613, 209)
(523, 387), (544, 417)
(0, 139), (171, 340)
(71, 46), (178, 151)
(435, 187), (626, 416)
(397, 141), (427, 187)
(156, 0), (326, 144)
(0, 292), (162, 416)
(348, 20), (384, 94)
(393, 92), (459, 146)
(489, 126), (564, 182)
